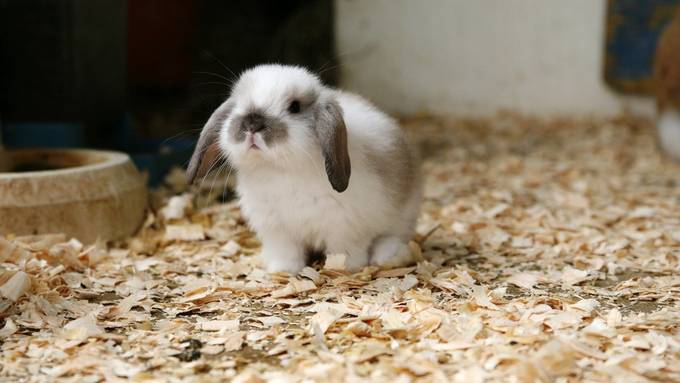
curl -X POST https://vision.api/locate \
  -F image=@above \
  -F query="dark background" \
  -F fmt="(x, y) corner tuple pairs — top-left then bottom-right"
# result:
(0, 0), (337, 183)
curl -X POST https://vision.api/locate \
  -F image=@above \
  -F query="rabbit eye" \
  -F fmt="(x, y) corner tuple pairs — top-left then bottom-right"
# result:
(288, 99), (301, 114)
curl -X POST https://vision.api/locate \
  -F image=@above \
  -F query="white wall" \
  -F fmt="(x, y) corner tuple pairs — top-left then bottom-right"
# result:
(335, 0), (655, 117)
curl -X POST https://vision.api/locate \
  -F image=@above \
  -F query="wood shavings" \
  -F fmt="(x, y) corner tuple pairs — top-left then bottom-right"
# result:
(222, 331), (246, 351)
(0, 318), (17, 338)
(164, 224), (205, 242)
(0, 271), (31, 301)
(197, 319), (240, 332)
(545, 311), (583, 330)
(159, 193), (193, 221)
(560, 266), (590, 286)
(299, 267), (322, 284)
(270, 278), (317, 298)
(607, 308), (623, 327)
(1, 115), (680, 382)
(61, 313), (104, 341)
(507, 272), (542, 290)
(471, 285), (498, 310)
(583, 318), (617, 338)
(220, 240), (241, 257)
(310, 306), (345, 334)
(517, 340), (577, 382)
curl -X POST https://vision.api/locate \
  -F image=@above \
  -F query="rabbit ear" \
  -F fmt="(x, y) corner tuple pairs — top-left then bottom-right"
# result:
(186, 99), (234, 184)
(316, 99), (351, 192)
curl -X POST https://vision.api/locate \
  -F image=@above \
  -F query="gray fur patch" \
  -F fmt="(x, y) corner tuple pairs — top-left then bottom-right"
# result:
(365, 133), (420, 208)
(230, 112), (288, 146)
(315, 100), (351, 192)
(186, 99), (234, 184)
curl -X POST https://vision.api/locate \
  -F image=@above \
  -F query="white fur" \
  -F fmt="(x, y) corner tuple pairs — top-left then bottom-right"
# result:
(218, 65), (421, 273)
(658, 108), (680, 160)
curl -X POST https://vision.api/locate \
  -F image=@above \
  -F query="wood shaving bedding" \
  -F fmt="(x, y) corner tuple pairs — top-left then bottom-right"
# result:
(1, 114), (679, 382)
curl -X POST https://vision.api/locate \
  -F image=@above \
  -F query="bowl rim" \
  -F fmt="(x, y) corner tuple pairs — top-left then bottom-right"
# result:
(0, 148), (132, 179)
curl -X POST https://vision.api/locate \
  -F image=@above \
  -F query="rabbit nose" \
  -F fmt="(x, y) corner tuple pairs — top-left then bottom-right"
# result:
(242, 113), (268, 133)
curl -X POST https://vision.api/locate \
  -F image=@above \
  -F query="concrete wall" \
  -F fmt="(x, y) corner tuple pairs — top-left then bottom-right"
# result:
(335, 0), (655, 117)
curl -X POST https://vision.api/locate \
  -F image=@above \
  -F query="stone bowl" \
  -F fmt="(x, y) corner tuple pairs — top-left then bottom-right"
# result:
(0, 149), (148, 243)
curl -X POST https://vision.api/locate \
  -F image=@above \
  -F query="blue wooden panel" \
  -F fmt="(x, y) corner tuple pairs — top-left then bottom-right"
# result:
(605, 0), (679, 94)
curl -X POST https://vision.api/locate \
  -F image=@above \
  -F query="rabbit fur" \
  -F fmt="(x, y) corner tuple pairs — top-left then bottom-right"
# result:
(187, 64), (422, 274)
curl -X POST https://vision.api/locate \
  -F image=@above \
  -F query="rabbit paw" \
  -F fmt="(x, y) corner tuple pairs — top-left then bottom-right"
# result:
(370, 236), (414, 269)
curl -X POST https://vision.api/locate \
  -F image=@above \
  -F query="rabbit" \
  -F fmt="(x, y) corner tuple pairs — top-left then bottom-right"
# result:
(654, 7), (680, 160)
(186, 64), (422, 274)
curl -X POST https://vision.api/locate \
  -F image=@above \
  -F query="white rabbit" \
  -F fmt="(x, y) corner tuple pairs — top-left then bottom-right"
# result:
(654, 8), (680, 159)
(187, 64), (422, 274)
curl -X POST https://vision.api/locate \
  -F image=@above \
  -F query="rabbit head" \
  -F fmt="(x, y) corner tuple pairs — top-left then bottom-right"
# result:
(187, 64), (351, 192)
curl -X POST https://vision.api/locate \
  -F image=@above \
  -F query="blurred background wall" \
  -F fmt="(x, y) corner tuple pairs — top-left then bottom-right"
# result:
(336, 0), (656, 117)
(1, 0), (678, 183)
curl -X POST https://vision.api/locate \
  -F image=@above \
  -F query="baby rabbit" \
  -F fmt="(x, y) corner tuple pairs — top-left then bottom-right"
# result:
(654, 7), (680, 159)
(187, 64), (422, 273)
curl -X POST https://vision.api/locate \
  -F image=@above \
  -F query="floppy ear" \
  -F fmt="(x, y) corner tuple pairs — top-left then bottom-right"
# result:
(316, 99), (351, 192)
(186, 99), (234, 184)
